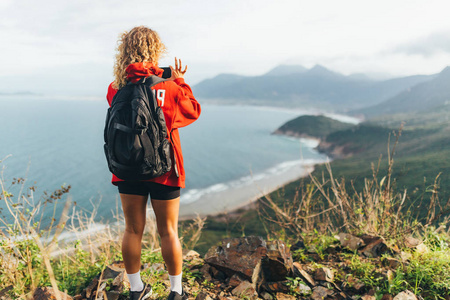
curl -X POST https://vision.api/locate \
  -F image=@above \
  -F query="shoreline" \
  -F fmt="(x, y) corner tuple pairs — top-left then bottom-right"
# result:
(177, 159), (322, 220)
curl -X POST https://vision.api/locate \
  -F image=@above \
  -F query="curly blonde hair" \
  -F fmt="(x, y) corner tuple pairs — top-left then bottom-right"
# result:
(113, 26), (167, 89)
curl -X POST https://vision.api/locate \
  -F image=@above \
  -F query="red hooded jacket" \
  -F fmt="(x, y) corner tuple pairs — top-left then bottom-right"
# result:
(106, 62), (201, 188)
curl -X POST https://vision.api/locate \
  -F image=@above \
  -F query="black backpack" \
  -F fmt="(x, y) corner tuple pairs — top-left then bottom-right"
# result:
(104, 76), (172, 181)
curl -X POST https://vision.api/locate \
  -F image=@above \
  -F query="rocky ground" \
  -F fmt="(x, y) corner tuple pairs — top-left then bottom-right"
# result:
(30, 234), (447, 300)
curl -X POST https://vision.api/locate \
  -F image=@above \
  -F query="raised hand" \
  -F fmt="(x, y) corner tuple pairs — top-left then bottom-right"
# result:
(169, 57), (188, 80)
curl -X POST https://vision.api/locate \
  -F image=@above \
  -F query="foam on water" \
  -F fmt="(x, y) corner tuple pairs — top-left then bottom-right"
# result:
(180, 157), (326, 205)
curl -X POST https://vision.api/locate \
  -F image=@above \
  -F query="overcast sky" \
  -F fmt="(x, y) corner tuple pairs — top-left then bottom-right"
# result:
(1, 0), (450, 98)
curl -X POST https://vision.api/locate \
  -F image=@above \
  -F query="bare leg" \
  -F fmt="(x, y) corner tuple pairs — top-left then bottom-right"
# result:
(120, 193), (148, 274)
(151, 197), (182, 275)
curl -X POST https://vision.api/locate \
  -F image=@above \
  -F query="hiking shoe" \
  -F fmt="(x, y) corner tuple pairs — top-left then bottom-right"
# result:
(167, 290), (188, 300)
(130, 284), (152, 300)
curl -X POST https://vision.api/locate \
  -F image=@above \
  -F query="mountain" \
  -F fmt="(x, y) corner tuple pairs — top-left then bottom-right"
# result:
(357, 66), (450, 120)
(192, 73), (247, 98)
(273, 115), (353, 139)
(347, 73), (373, 81)
(264, 64), (307, 76)
(305, 64), (345, 79)
(193, 65), (433, 111)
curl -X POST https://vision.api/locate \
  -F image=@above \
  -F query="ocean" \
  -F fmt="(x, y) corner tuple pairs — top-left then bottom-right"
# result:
(0, 98), (330, 223)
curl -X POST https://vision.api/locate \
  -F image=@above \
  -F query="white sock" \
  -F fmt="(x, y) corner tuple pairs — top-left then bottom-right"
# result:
(169, 273), (183, 294)
(127, 270), (144, 292)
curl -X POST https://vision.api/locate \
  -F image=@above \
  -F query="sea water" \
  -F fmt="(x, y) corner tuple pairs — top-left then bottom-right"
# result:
(0, 98), (328, 223)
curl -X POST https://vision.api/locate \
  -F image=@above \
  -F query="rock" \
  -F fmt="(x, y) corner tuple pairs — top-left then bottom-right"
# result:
(361, 239), (389, 258)
(210, 265), (227, 281)
(228, 273), (246, 287)
(381, 295), (394, 300)
(263, 240), (294, 282)
(311, 286), (334, 300)
(359, 234), (381, 245)
(231, 281), (258, 299)
(33, 287), (73, 300)
(0, 286), (13, 300)
(400, 251), (412, 262)
(259, 291), (273, 300)
(184, 250), (204, 268)
(184, 249), (201, 260)
(105, 290), (120, 300)
(261, 281), (290, 293)
(79, 262), (130, 300)
(338, 233), (365, 251)
(404, 236), (421, 248)
(149, 262), (166, 273)
(275, 293), (296, 300)
(96, 282), (107, 297)
(204, 236), (294, 292)
(200, 264), (213, 282)
(383, 257), (401, 269)
(324, 244), (339, 254)
(393, 290), (418, 300)
(195, 291), (214, 300)
(346, 275), (365, 291)
(294, 283), (312, 295)
(361, 296), (376, 300)
(416, 243), (429, 254)
(101, 262), (125, 279)
(112, 271), (126, 287)
(314, 267), (334, 282)
(204, 236), (268, 280)
(85, 278), (99, 298)
(293, 262), (316, 287)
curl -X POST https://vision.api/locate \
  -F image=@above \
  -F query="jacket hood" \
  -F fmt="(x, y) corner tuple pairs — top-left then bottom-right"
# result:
(126, 62), (164, 82)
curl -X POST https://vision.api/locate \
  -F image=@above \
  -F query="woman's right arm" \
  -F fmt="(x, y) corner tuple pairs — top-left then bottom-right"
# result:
(171, 78), (201, 129)
(169, 58), (201, 129)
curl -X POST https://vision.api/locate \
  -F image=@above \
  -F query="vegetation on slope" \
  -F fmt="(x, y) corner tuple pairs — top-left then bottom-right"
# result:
(273, 115), (353, 139)
(1, 138), (450, 299)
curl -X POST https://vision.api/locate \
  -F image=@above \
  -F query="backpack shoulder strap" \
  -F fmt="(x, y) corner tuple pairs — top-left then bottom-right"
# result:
(144, 75), (166, 87)
(127, 75), (166, 87)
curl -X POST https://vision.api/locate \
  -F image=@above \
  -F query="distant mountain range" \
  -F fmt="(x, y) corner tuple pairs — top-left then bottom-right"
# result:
(354, 66), (450, 120)
(192, 64), (435, 111)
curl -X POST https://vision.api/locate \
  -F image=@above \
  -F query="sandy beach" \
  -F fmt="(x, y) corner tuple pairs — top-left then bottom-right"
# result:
(177, 159), (322, 219)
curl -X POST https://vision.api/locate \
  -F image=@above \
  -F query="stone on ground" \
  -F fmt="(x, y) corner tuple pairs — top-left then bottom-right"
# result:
(314, 267), (334, 282)
(275, 292), (296, 300)
(338, 233), (365, 251)
(231, 281), (258, 299)
(195, 291), (214, 300)
(393, 290), (418, 300)
(33, 287), (73, 300)
(311, 286), (334, 300)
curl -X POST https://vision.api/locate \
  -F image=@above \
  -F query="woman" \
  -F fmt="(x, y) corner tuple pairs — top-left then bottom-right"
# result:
(106, 26), (201, 300)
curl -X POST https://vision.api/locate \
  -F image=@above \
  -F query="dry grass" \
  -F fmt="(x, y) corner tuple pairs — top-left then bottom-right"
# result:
(0, 159), (161, 299)
(258, 127), (450, 247)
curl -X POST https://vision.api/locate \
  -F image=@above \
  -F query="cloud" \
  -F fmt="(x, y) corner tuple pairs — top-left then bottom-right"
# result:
(392, 31), (450, 57)
(2, 1), (450, 95)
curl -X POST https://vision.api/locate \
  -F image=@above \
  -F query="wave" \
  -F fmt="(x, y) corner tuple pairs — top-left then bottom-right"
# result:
(180, 157), (326, 205)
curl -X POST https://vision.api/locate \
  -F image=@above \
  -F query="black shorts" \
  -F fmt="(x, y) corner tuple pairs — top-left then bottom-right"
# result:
(117, 181), (181, 200)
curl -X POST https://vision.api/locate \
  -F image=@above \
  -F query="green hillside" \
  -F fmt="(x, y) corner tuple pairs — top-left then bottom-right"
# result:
(273, 115), (353, 139)
(315, 126), (450, 199)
